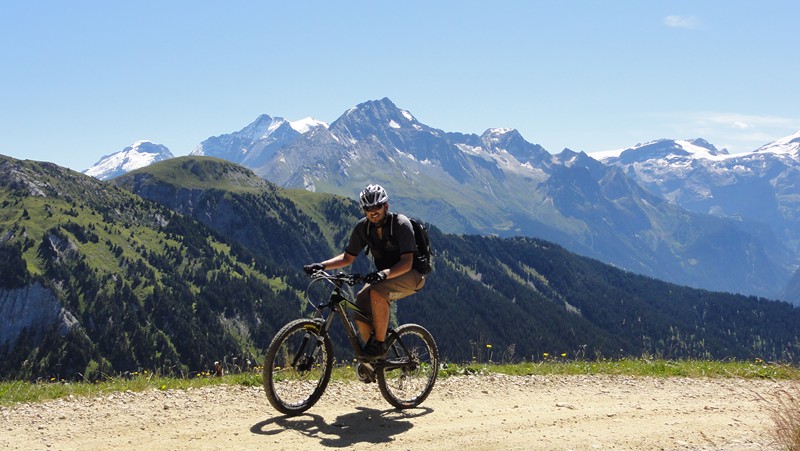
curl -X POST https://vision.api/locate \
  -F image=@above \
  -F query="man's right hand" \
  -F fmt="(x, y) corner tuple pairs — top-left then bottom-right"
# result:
(303, 263), (325, 275)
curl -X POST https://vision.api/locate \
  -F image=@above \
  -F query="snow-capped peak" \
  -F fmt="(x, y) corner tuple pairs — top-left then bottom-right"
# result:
(754, 130), (800, 156)
(483, 128), (518, 145)
(241, 115), (287, 140)
(83, 141), (173, 180)
(592, 138), (730, 163)
(289, 117), (328, 134)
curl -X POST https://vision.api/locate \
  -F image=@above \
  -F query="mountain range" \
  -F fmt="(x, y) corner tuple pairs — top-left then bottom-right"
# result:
(3, 154), (799, 380)
(598, 134), (800, 267)
(84, 98), (800, 302)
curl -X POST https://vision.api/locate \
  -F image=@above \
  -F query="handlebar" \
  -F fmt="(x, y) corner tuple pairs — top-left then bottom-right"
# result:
(308, 270), (363, 287)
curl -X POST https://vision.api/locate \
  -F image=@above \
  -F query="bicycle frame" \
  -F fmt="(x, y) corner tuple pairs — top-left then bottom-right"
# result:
(314, 277), (369, 359)
(306, 272), (409, 367)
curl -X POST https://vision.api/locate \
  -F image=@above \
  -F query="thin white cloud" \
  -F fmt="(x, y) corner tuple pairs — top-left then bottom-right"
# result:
(691, 112), (797, 129)
(664, 15), (699, 29)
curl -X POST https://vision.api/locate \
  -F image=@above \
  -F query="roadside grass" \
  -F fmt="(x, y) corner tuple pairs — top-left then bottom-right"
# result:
(2, 358), (798, 407)
(442, 357), (800, 380)
(0, 370), (262, 407)
(759, 382), (800, 451)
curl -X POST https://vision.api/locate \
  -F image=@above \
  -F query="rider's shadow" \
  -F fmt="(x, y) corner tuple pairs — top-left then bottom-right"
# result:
(251, 406), (432, 447)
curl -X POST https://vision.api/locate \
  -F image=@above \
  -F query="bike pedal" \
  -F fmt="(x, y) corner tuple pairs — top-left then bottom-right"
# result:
(356, 362), (376, 384)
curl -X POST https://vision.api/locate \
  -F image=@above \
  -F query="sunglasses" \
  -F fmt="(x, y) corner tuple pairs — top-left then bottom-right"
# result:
(363, 203), (385, 213)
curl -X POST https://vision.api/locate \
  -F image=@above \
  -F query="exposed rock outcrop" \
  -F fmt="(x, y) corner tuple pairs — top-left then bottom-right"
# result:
(0, 282), (78, 347)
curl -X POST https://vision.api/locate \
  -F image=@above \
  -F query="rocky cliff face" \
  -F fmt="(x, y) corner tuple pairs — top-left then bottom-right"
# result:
(0, 282), (78, 348)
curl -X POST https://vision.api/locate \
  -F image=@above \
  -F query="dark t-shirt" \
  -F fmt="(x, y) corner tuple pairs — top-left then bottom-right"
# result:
(345, 213), (416, 270)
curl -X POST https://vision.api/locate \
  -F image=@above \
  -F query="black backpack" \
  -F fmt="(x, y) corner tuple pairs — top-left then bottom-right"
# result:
(407, 217), (433, 275)
(367, 214), (434, 275)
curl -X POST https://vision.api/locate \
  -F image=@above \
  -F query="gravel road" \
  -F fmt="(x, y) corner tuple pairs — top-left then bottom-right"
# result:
(0, 374), (792, 450)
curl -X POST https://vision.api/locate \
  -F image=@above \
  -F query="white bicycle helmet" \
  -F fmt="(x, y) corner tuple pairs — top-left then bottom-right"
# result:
(359, 184), (389, 209)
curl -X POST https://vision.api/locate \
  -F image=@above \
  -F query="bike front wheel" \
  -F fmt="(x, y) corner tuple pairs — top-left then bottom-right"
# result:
(263, 319), (333, 415)
(377, 323), (439, 409)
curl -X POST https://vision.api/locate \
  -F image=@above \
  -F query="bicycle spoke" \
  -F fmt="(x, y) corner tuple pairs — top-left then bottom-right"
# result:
(263, 319), (333, 415)
(377, 324), (438, 409)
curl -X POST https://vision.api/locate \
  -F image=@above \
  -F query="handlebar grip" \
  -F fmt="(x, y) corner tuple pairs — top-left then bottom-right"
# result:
(307, 270), (364, 286)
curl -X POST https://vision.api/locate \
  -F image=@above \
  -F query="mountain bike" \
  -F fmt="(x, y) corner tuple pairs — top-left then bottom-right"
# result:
(262, 270), (439, 416)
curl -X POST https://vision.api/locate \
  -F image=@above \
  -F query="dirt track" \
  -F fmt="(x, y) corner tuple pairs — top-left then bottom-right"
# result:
(0, 374), (792, 450)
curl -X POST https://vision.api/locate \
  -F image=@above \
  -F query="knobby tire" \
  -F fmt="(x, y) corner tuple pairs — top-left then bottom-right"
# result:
(377, 323), (439, 409)
(263, 318), (333, 416)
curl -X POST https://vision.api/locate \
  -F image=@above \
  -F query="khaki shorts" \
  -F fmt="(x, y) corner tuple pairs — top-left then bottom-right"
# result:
(355, 269), (425, 318)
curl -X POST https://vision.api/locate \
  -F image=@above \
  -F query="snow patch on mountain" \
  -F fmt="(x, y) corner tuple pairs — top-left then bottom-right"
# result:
(455, 140), (547, 178)
(673, 139), (731, 161)
(455, 143), (482, 156)
(289, 117), (328, 134)
(590, 147), (626, 160)
(397, 149), (418, 162)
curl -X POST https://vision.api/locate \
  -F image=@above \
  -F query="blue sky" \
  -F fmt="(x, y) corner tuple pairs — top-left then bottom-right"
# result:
(2, 1), (798, 171)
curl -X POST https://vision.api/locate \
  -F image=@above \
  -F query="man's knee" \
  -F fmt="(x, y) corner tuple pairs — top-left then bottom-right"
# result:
(370, 287), (389, 306)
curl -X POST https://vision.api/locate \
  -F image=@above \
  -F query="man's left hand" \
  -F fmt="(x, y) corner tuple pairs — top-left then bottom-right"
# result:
(365, 271), (387, 284)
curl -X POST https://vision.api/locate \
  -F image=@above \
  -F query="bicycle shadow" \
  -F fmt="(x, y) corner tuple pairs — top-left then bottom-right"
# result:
(251, 406), (432, 447)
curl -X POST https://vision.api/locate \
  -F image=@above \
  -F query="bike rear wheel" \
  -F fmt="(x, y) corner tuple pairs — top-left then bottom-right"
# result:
(376, 323), (439, 409)
(263, 319), (333, 415)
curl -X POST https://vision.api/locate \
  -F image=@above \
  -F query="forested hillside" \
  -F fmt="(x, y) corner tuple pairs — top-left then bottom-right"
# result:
(0, 156), (303, 379)
(418, 232), (800, 362)
(117, 158), (800, 363)
(1, 155), (799, 380)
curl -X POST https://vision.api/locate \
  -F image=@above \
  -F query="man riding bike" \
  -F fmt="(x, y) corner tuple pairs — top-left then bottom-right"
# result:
(304, 184), (427, 359)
